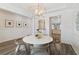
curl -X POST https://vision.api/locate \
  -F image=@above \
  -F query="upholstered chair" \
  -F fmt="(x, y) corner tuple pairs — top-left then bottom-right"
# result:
(14, 39), (31, 55)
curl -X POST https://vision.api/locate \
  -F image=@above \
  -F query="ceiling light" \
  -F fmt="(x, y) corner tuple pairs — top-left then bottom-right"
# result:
(35, 4), (45, 16)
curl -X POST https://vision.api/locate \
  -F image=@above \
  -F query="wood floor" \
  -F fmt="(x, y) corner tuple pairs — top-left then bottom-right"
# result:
(0, 38), (76, 55)
(49, 43), (76, 55)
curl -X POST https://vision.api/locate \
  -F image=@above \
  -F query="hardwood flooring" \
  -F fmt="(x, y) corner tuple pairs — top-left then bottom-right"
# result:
(49, 43), (76, 55)
(0, 38), (76, 55)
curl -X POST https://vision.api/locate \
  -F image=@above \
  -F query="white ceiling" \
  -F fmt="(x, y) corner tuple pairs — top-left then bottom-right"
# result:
(0, 3), (79, 18)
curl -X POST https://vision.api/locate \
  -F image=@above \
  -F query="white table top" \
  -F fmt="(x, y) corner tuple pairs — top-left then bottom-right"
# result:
(23, 35), (53, 45)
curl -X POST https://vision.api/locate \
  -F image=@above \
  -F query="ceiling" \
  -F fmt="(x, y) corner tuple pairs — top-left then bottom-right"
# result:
(0, 3), (79, 18)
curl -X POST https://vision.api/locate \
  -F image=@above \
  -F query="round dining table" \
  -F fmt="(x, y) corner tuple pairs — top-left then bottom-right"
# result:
(23, 35), (53, 55)
(23, 35), (53, 45)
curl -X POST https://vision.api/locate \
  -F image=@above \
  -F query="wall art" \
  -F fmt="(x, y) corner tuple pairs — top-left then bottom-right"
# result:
(16, 21), (22, 28)
(5, 20), (14, 27)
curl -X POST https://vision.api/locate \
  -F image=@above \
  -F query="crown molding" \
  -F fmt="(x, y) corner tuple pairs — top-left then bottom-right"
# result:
(44, 6), (79, 15)
(0, 7), (32, 19)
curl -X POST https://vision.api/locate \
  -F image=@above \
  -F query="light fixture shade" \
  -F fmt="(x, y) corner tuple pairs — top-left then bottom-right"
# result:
(35, 4), (45, 16)
(35, 9), (45, 16)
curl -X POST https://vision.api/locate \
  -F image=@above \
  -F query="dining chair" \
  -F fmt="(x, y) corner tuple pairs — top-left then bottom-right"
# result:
(48, 39), (62, 55)
(14, 39), (31, 55)
(48, 29), (62, 55)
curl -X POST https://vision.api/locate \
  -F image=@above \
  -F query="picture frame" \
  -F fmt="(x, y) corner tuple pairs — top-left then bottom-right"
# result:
(23, 22), (27, 27)
(5, 20), (14, 27)
(76, 23), (79, 31)
(16, 21), (22, 28)
(76, 13), (79, 31)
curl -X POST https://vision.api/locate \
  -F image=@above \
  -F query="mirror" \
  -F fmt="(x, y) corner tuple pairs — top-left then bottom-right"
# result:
(50, 15), (61, 30)
(38, 19), (45, 30)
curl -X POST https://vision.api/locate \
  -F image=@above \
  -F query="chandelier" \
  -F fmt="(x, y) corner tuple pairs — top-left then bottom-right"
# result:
(34, 3), (45, 16)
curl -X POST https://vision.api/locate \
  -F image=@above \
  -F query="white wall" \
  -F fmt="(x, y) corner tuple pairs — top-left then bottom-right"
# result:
(73, 9), (79, 54)
(0, 9), (32, 43)
(0, 3), (32, 18)
(44, 7), (79, 54)
(59, 9), (79, 54)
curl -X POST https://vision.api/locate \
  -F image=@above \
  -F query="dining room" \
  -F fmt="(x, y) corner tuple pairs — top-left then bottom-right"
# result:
(0, 3), (79, 55)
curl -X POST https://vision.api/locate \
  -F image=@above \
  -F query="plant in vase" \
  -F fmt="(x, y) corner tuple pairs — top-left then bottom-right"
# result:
(35, 29), (43, 39)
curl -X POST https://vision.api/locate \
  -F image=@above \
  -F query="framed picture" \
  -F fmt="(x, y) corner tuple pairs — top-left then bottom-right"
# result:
(76, 23), (79, 31)
(76, 13), (79, 31)
(5, 20), (14, 27)
(16, 21), (22, 28)
(23, 22), (27, 27)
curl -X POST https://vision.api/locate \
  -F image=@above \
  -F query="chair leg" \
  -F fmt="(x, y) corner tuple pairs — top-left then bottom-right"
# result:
(24, 43), (31, 55)
(54, 43), (62, 55)
(46, 44), (50, 54)
(15, 44), (20, 55)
